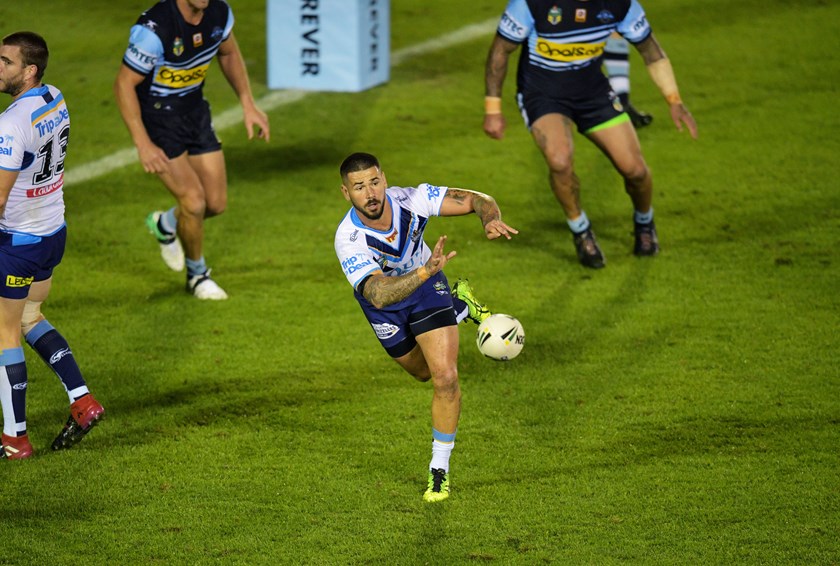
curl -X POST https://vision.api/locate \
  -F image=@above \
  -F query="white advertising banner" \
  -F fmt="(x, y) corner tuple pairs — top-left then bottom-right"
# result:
(267, 0), (390, 92)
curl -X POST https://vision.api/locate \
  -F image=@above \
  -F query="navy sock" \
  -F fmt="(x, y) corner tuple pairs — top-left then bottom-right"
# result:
(0, 348), (28, 437)
(25, 321), (88, 402)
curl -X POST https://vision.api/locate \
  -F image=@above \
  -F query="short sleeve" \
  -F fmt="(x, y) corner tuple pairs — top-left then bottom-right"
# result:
(122, 23), (164, 75)
(497, 0), (534, 43)
(616, 0), (652, 44)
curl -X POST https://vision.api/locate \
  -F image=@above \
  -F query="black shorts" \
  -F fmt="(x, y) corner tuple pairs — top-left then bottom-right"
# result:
(141, 98), (222, 158)
(516, 82), (628, 134)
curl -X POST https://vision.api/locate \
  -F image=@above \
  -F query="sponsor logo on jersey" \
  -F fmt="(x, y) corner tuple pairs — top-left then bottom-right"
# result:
(143, 20), (159, 32)
(425, 185), (441, 200)
(26, 174), (63, 198)
(575, 9), (587, 22)
(5, 275), (34, 288)
(193, 33), (203, 47)
(49, 348), (72, 365)
(33, 106), (69, 137)
(434, 281), (448, 295)
(211, 26), (224, 42)
(0, 146), (11, 156)
(371, 322), (399, 339)
(632, 16), (649, 33)
(410, 228), (422, 242)
(596, 10), (615, 23)
(0, 135), (13, 145)
(342, 255), (373, 275)
(548, 6), (562, 25)
(349, 229), (359, 242)
(156, 64), (210, 88)
(173, 37), (184, 56)
(500, 13), (525, 36)
(127, 43), (157, 66)
(12, 382), (27, 391)
(536, 39), (604, 62)
(385, 229), (398, 243)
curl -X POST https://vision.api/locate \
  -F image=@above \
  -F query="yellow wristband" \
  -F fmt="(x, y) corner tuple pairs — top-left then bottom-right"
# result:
(417, 266), (430, 282)
(484, 96), (502, 115)
(665, 92), (683, 105)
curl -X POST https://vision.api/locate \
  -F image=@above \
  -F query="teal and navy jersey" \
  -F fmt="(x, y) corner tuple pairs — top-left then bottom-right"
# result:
(0, 85), (68, 236)
(334, 184), (448, 301)
(497, 0), (651, 97)
(121, 0), (234, 110)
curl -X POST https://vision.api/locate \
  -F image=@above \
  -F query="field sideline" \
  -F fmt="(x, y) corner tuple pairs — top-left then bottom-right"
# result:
(2, 1), (839, 564)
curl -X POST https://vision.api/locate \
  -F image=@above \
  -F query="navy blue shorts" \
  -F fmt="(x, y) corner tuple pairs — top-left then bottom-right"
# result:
(517, 82), (627, 133)
(355, 271), (457, 358)
(0, 226), (66, 299)
(142, 98), (222, 158)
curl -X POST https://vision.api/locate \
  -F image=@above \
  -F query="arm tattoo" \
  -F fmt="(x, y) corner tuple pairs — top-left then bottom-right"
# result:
(363, 270), (426, 309)
(485, 41), (510, 97)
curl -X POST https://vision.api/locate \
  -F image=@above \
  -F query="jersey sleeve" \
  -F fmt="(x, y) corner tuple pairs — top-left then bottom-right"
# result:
(122, 23), (164, 75)
(496, 0), (534, 43)
(408, 184), (449, 217)
(616, 0), (652, 44)
(0, 114), (28, 172)
(222, 1), (235, 40)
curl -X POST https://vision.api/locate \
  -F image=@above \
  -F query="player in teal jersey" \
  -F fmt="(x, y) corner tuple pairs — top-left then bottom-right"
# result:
(484, 0), (697, 268)
(114, 0), (270, 299)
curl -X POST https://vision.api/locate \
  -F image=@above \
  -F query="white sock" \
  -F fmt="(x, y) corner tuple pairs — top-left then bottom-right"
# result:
(429, 439), (455, 473)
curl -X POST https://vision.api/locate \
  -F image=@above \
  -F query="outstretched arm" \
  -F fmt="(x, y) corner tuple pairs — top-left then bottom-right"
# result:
(361, 236), (456, 309)
(217, 31), (270, 142)
(483, 35), (519, 140)
(439, 188), (519, 240)
(634, 34), (698, 139)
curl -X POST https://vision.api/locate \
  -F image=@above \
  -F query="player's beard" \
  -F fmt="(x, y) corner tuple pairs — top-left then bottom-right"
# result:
(0, 75), (24, 97)
(356, 198), (383, 220)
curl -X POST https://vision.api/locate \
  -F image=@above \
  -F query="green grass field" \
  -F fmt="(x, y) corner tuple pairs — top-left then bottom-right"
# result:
(2, 0), (839, 563)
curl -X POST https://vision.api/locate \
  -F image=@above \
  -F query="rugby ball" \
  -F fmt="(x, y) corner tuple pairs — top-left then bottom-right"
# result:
(476, 314), (525, 361)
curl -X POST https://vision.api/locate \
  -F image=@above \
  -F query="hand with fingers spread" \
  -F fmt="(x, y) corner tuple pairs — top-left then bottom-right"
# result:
(425, 235), (457, 277)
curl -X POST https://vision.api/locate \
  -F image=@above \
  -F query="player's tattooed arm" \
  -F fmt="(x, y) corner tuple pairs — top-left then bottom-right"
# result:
(361, 236), (456, 309)
(442, 189), (519, 241)
(363, 271), (427, 309)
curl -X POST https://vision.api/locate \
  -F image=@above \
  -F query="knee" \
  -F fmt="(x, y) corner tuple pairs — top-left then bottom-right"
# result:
(177, 191), (207, 218)
(432, 368), (461, 400)
(204, 194), (227, 218)
(620, 160), (650, 185)
(544, 151), (574, 178)
(21, 301), (45, 337)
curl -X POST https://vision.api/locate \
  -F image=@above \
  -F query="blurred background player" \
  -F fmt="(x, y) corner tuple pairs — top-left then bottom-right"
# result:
(604, 32), (653, 129)
(0, 32), (104, 459)
(114, 0), (270, 300)
(334, 152), (517, 502)
(484, 0), (697, 268)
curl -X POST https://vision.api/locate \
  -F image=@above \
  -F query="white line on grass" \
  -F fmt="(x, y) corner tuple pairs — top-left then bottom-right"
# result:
(65, 17), (498, 186)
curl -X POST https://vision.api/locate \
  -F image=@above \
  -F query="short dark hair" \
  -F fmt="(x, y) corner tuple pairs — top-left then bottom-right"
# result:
(340, 152), (380, 181)
(2, 32), (49, 81)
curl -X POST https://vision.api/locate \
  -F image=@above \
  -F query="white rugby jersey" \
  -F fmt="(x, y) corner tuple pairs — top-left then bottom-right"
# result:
(0, 85), (68, 235)
(335, 184), (448, 291)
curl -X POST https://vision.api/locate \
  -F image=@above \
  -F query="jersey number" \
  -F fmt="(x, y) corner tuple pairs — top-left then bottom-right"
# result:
(33, 125), (70, 185)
